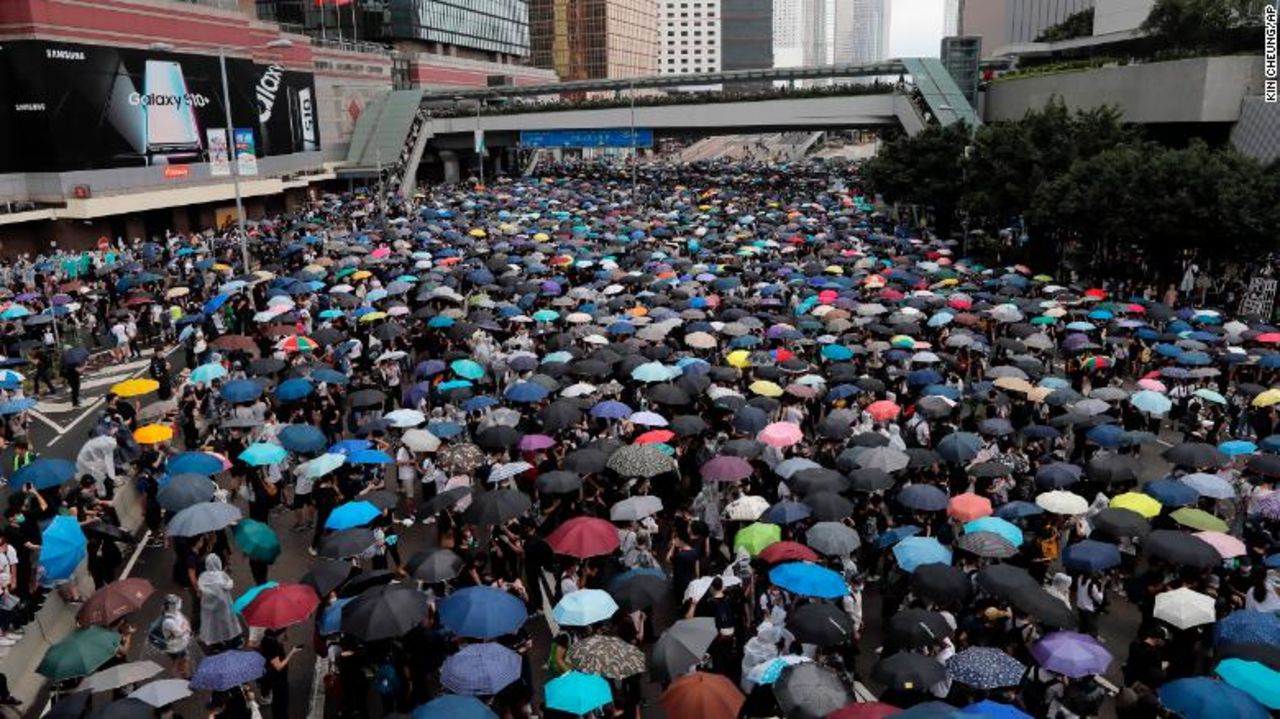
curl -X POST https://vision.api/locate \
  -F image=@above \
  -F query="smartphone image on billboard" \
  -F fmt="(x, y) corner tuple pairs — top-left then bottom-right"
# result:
(142, 59), (203, 164)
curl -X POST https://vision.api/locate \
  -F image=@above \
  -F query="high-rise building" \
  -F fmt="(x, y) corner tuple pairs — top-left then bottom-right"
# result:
(772, 0), (825, 67)
(659, 0), (722, 78)
(943, 0), (962, 35)
(961, 0), (1094, 55)
(721, 0), (774, 72)
(529, 0), (660, 81)
(832, 0), (889, 65)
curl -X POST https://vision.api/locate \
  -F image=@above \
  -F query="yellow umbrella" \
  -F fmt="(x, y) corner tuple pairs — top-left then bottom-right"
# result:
(350, 271), (372, 281)
(1252, 389), (1280, 408)
(164, 287), (189, 299)
(111, 378), (159, 398)
(133, 424), (174, 444)
(993, 377), (1034, 394)
(468, 228), (487, 238)
(1026, 386), (1054, 403)
(749, 380), (783, 398)
(533, 232), (550, 242)
(726, 350), (751, 369)
(1111, 492), (1162, 518)
(358, 312), (388, 323)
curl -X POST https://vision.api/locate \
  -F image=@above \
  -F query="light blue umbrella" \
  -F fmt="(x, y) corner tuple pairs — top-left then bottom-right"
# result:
(1130, 390), (1172, 415)
(630, 362), (675, 383)
(40, 515), (86, 583)
(167, 452), (224, 476)
(544, 671), (612, 716)
(1195, 388), (1227, 405)
(1180, 472), (1235, 499)
(412, 695), (497, 719)
(301, 453), (346, 478)
(1216, 658), (1280, 710)
(190, 363), (228, 385)
(325, 501), (381, 530)
(1219, 440), (1258, 457)
(552, 589), (619, 626)
(892, 536), (953, 573)
(531, 309), (560, 322)
(1160, 676), (1270, 719)
(233, 582), (278, 614)
(0, 398), (37, 415)
(768, 562), (849, 598)
(964, 517), (1024, 547)
(239, 443), (288, 466)
(451, 359), (485, 380)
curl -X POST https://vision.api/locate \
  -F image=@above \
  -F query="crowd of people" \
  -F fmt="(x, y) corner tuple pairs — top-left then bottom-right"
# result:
(4, 157), (1280, 719)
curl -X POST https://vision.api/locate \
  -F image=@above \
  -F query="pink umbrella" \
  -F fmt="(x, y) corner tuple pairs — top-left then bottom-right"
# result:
(1137, 378), (1167, 393)
(866, 400), (901, 423)
(518, 434), (555, 451)
(758, 422), (803, 448)
(1194, 530), (1246, 558)
(371, 247), (391, 259)
(947, 493), (993, 522)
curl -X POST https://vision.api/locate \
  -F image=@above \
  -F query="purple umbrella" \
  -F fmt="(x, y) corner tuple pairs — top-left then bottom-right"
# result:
(701, 455), (754, 483)
(1255, 493), (1280, 521)
(518, 434), (555, 452)
(440, 642), (521, 695)
(1031, 632), (1112, 678)
(190, 651), (265, 691)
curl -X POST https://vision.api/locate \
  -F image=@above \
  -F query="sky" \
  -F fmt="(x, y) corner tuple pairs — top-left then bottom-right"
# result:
(888, 0), (946, 57)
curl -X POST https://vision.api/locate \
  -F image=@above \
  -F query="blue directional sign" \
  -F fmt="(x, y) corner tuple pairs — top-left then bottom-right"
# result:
(519, 128), (653, 149)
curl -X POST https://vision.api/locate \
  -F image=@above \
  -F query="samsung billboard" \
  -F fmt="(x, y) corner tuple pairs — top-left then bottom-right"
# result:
(0, 40), (320, 173)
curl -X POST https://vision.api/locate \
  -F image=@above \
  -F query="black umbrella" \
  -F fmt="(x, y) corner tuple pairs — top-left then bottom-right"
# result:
(248, 358), (286, 376)
(476, 426), (522, 450)
(910, 564), (972, 608)
(1086, 454), (1139, 484)
(785, 603), (855, 647)
(721, 438), (763, 458)
(650, 618), (717, 682)
(341, 584), (430, 641)
(773, 663), (852, 719)
(536, 470), (582, 495)
(311, 328), (346, 346)
(646, 383), (691, 406)
(349, 389), (386, 409)
(539, 401), (583, 432)
(1247, 453), (1280, 477)
(89, 698), (151, 719)
(847, 467), (894, 492)
(1145, 529), (1221, 568)
(976, 563), (1037, 599)
(1090, 507), (1150, 539)
(956, 532), (1018, 559)
(887, 609), (954, 649)
(803, 491), (855, 521)
(608, 573), (668, 611)
(84, 522), (136, 544)
(301, 558), (353, 596)
(318, 528), (377, 560)
(790, 467), (848, 495)
(872, 652), (946, 692)
(670, 415), (708, 437)
(1163, 442), (1229, 469)
(156, 474), (216, 513)
(1009, 586), (1078, 629)
(408, 549), (465, 583)
(337, 570), (397, 598)
(462, 489), (532, 525)
(420, 486), (471, 517)
(61, 347), (90, 367)
(564, 448), (609, 474)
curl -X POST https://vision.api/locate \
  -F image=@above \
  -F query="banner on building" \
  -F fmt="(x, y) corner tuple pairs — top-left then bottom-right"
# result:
(207, 128), (231, 176)
(234, 128), (258, 176)
(1239, 277), (1278, 319)
(0, 40), (319, 173)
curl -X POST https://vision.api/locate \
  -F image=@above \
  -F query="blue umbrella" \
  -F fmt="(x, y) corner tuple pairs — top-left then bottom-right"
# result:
(1131, 390), (1173, 415)
(190, 651), (266, 691)
(167, 452), (223, 476)
(1219, 440), (1258, 457)
(275, 378), (314, 402)
(347, 449), (394, 465)
(329, 439), (370, 455)
(239, 443), (288, 466)
(325, 501), (381, 530)
(14, 458), (77, 490)
(202, 294), (230, 315)
(1086, 424), (1124, 448)
(439, 586), (528, 639)
(762, 501), (813, 525)
(451, 359), (486, 380)
(964, 517), (1023, 546)
(190, 363), (229, 385)
(39, 516), (86, 582)
(936, 432), (981, 463)
(311, 369), (349, 385)
(1216, 611), (1280, 647)
(959, 701), (1033, 719)
(220, 379), (263, 403)
(277, 425), (327, 454)
(0, 398), (37, 415)
(1216, 658), (1280, 709)
(590, 401), (633, 419)
(233, 582), (278, 614)
(544, 671), (612, 716)
(892, 536), (953, 573)
(1159, 676), (1269, 719)
(1142, 478), (1198, 507)
(1062, 540), (1122, 572)
(897, 484), (949, 512)
(440, 642), (521, 696)
(504, 382), (548, 403)
(995, 501), (1043, 519)
(876, 525), (921, 548)
(552, 589), (619, 626)
(946, 647), (1026, 690)
(768, 562), (849, 598)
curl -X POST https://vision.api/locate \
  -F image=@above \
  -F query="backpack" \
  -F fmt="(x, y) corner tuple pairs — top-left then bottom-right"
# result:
(372, 662), (401, 697)
(146, 617), (168, 651)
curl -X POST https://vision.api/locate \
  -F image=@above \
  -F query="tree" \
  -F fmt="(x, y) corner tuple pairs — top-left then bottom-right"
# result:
(1141, 0), (1265, 53)
(1036, 8), (1095, 42)
(861, 123), (969, 235)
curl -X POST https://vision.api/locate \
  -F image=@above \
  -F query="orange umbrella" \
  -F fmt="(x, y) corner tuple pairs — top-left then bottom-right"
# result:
(660, 672), (744, 719)
(947, 492), (993, 522)
(866, 400), (901, 423)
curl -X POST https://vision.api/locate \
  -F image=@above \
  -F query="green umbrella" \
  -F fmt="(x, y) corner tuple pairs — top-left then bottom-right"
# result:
(733, 522), (781, 557)
(38, 627), (121, 681)
(1170, 508), (1229, 533)
(232, 519), (281, 563)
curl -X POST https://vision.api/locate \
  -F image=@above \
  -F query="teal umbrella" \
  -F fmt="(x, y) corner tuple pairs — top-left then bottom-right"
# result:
(38, 627), (121, 681)
(450, 359), (485, 380)
(239, 443), (288, 466)
(964, 517), (1024, 547)
(233, 582), (278, 614)
(544, 671), (612, 715)
(1217, 658), (1280, 709)
(232, 519), (281, 562)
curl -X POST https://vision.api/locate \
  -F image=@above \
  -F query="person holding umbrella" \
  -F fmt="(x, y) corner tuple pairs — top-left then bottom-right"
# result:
(256, 627), (303, 719)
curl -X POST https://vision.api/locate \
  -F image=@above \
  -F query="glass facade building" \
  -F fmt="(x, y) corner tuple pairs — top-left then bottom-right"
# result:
(390, 0), (531, 56)
(529, 0), (659, 81)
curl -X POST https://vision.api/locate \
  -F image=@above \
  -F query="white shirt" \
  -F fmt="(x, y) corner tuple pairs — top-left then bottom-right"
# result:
(0, 544), (17, 589)
(396, 447), (417, 483)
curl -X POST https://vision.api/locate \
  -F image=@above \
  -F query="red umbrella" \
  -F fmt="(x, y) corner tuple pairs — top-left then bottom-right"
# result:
(547, 517), (621, 558)
(827, 702), (902, 719)
(78, 578), (154, 626)
(242, 583), (319, 630)
(867, 401), (901, 422)
(759, 541), (819, 564)
(635, 429), (676, 445)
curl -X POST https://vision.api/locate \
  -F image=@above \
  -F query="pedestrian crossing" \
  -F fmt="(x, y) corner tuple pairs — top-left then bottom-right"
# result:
(33, 357), (152, 415)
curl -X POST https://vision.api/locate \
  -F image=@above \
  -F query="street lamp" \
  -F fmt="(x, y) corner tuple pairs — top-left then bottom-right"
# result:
(629, 80), (637, 198)
(148, 38), (292, 273)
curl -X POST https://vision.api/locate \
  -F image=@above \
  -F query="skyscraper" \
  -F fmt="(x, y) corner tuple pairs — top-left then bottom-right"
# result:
(529, 0), (659, 81)
(720, 0), (773, 73)
(832, 0), (889, 65)
(773, 0), (826, 67)
(943, 0), (961, 35)
(659, 0), (722, 77)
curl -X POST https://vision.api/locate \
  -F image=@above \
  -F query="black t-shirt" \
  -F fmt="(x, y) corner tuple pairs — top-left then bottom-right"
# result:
(258, 634), (287, 688)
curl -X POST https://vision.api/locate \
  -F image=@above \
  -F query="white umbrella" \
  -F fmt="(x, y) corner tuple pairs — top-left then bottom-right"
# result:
(384, 409), (426, 428)
(684, 573), (742, 602)
(1153, 587), (1216, 629)
(129, 678), (193, 707)
(488, 461), (533, 483)
(561, 383), (597, 398)
(401, 429), (440, 453)
(78, 660), (163, 693)
(725, 495), (770, 521)
(611, 496), (663, 522)
(1035, 490), (1089, 515)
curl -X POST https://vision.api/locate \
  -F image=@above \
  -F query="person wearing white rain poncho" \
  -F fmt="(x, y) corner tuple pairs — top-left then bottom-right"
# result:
(76, 435), (118, 497)
(740, 620), (789, 692)
(197, 554), (242, 648)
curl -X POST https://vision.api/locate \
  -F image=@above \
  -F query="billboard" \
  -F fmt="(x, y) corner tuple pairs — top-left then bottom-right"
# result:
(0, 40), (320, 173)
(519, 128), (654, 149)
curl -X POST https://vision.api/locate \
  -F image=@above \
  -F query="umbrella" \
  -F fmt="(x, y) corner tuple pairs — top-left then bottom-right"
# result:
(412, 695), (497, 719)
(301, 559), (352, 596)
(111, 378), (158, 398)
(872, 652), (945, 692)
(568, 635), (646, 679)
(129, 678), (194, 707)
(239, 442), (287, 466)
(897, 485), (948, 512)
(887, 608), (954, 650)
(1165, 442), (1230, 469)
(439, 586), (527, 639)
(278, 424), (327, 453)
(462, 489), (531, 525)
(911, 563), (972, 607)
(548, 517), (621, 558)
(936, 432), (981, 463)
(553, 589), (619, 626)
(976, 564), (1038, 599)
(1030, 632), (1112, 678)
(1158, 677), (1269, 719)
(243, 583), (319, 630)
(342, 584), (430, 641)
(607, 444), (676, 477)
(1090, 507), (1150, 538)
(1145, 529), (1221, 568)
(759, 541), (819, 564)
(78, 578), (153, 626)
(157, 473), (217, 512)
(190, 650), (265, 691)
(955, 532), (1017, 559)
(701, 455), (754, 482)
(78, 660), (163, 693)
(946, 647), (1026, 689)
(769, 562), (848, 598)
(735, 522), (782, 556)
(167, 451), (224, 476)
(786, 603), (856, 647)
(964, 517), (1024, 546)
(231, 519), (281, 562)
(325, 500), (382, 530)
(806, 522), (861, 556)
(1216, 610), (1280, 647)
(608, 570), (669, 611)
(1217, 658), (1280, 709)
(827, 702), (903, 719)
(166, 501), (242, 537)
(317, 528), (376, 559)
(90, 698), (152, 719)
(774, 663), (852, 719)
(441, 642), (521, 695)
(1036, 490), (1089, 515)
(41, 515), (87, 582)
(725, 495), (770, 521)
(233, 583), (277, 615)
(408, 549), (465, 583)
(948, 493), (992, 521)
(651, 617), (717, 681)
(1170, 507), (1229, 532)
(1154, 587), (1217, 629)
(1062, 540), (1121, 572)
(14, 457), (77, 490)
(892, 536), (952, 573)
(544, 671), (612, 716)
(662, 672), (745, 719)
(610, 495), (662, 521)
